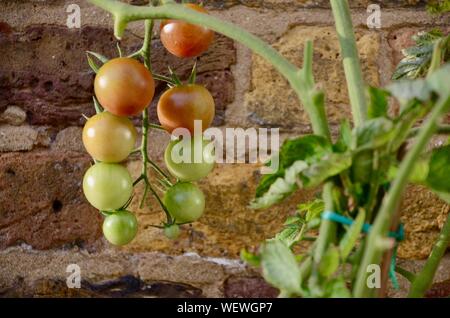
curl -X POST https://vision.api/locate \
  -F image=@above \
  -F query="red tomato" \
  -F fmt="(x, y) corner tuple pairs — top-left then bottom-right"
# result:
(157, 84), (215, 134)
(94, 57), (155, 116)
(160, 4), (214, 58)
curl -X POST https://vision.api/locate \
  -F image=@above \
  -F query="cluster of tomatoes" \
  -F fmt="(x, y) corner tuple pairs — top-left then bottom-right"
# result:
(81, 3), (216, 245)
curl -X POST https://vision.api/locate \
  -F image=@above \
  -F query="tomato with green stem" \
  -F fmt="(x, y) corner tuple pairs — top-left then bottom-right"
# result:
(164, 136), (215, 182)
(83, 162), (133, 211)
(160, 3), (214, 58)
(83, 111), (137, 163)
(94, 57), (155, 116)
(164, 182), (205, 223)
(157, 84), (215, 134)
(103, 210), (138, 246)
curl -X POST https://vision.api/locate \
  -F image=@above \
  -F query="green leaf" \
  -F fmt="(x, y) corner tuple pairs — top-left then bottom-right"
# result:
(255, 172), (284, 198)
(351, 150), (373, 184)
(260, 240), (302, 295)
(410, 157), (430, 183)
(426, 63), (450, 97)
(426, 145), (450, 193)
(240, 248), (261, 267)
(325, 277), (352, 298)
(339, 209), (365, 261)
(250, 161), (308, 209)
(388, 100), (425, 152)
(392, 29), (445, 80)
(334, 119), (352, 153)
(353, 118), (395, 151)
(427, 1), (450, 14)
(298, 199), (325, 222)
(318, 245), (340, 278)
(273, 225), (303, 248)
(301, 152), (352, 188)
(367, 86), (389, 119)
(387, 79), (431, 103)
(280, 135), (332, 168)
(255, 135), (332, 199)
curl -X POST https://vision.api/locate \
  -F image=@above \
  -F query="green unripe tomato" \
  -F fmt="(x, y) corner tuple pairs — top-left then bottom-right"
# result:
(164, 224), (180, 239)
(102, 210), (138, 246)
(82, 111), (137, 163)
(163, 182), (205, 223)
(83, 163), (133, 211)
(164, 137), (215, 182)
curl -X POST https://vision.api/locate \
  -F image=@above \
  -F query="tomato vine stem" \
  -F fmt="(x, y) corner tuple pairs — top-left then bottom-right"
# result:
(354, 94), (450, 297)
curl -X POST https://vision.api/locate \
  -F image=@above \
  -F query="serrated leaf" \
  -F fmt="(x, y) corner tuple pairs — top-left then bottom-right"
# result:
(318, 245), (340, 278)
(426, 145), (450, 193)
(273, 226), (302, 247)
(284, 215), (303, 225)
(280, 135), (332, 167)
(392, 29), (445, 80)
(254, 135), (332, 199)
(301, 152), (352, 188)
(250, 161), (308, 209)
(255, 172), (284, 198)
(260, 240), (302, 295)
(299, 199), (325, 222)
(367, 86), (389, 119)
(339, 209), (365, 261)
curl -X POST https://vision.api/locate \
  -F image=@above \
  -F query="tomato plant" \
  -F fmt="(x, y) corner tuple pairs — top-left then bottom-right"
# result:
(83, 162), (133, 211)
(157, 84), (215, 134)
(102, 210), (138, 246)
(164, 137), (215, 182)
(88, 0), (450, 298)
(164, 182), (205, 223)
(160, 3), (214, 58)
(82, 111), (137, 163)
(94, 57), (155, 116)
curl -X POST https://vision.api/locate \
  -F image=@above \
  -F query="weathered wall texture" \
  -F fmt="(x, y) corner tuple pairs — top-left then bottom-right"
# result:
(0, 0), (449, 297)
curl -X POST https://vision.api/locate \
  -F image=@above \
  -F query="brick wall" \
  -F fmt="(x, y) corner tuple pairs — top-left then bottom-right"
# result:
(0, 0), (449, 297)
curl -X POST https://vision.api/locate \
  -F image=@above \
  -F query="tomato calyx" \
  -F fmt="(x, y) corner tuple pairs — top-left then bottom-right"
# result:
(153, 62), (198, 88)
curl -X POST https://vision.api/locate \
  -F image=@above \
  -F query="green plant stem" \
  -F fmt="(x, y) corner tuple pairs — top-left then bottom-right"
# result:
(313, 182), (337, 263)
(354, 94), (450, 297)
(395, 266), (416, 283)
(88, 0), (331, 138)
(410, 124), (450, 136)
(408, 212), (450, 297)
(330, 0), (367, 126)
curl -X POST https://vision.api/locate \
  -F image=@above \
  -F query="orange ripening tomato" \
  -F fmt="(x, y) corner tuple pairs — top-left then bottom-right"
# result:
(157, 84), (215, 134)
(160, 3), (214, 58)
(94, 57), (155, 116)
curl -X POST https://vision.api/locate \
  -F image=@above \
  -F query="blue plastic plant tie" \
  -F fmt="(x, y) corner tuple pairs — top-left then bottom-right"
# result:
(321, 211), (404, 241)
(389, 244), (400, 290)
(322, 211), (403, 290)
